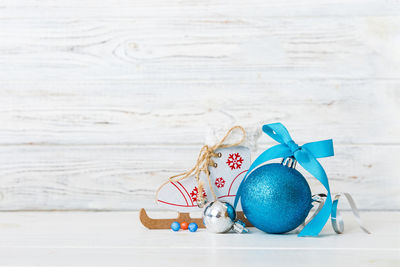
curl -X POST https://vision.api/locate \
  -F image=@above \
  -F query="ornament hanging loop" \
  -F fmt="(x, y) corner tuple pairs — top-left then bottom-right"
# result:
(281, 156), (297, 169)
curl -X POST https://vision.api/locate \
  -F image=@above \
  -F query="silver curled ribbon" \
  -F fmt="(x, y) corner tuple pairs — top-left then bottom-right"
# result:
(302, 192), (371, 234)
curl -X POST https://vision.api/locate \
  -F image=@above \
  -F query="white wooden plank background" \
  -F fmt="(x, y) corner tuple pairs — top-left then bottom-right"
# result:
(0, 0), (399, 211)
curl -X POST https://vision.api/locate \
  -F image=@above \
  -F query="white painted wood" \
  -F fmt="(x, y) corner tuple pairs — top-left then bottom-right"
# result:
(0, 17), (399, 81)
(0, 144), (397, 210)
(0, 82), (399, 145)
(0, 211), (397, 266)
(1, 0), (399, 18)
(0, 0), (398, 210)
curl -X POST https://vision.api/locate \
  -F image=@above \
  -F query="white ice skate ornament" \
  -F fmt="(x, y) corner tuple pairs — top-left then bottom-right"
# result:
(140, 126), (254, 229)
(156, 146), (250, 212)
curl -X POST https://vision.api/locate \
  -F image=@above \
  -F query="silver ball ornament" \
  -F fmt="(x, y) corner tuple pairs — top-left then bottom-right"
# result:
(202, 200), (248, 234)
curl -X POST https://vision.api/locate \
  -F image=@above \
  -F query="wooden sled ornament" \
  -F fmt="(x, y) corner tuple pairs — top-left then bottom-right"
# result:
(140, 208), (252, 229)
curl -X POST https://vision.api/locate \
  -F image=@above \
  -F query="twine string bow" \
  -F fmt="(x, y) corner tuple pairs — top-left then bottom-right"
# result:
(156, 126), (246, 204)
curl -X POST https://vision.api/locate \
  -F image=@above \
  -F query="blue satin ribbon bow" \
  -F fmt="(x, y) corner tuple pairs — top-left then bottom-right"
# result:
(234, 123), (334, 237)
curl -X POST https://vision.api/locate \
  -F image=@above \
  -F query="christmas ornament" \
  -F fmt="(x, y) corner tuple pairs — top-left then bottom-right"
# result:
(140, 122), (369, 235)
(202, 200), (248, 234)
(141, 126), (252, 229)
(235, 123), (370, 236)
(154, 144), (250, 212)
(180, 221), (189, 230)
(235, 122), (334, 236)
(170, 221), (180, 231)
(240, 158), (312, 233)
(188, 223), (198, 232)
(140, 209), (204, 230)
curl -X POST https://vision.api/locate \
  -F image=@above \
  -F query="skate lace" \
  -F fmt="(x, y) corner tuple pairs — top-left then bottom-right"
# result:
(155, 126), (246, 204)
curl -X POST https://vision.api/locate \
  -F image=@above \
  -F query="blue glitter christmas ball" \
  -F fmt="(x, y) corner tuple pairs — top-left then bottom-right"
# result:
(241, 163), (312, 234)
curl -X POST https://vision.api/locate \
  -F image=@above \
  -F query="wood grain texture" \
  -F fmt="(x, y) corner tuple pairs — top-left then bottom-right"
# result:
(0, 82), (399, 145)
(0, 211), (398, 266)
(0, 17), (399, 81)
(0, 0), (398, 210)
(0, 144), (397, 210)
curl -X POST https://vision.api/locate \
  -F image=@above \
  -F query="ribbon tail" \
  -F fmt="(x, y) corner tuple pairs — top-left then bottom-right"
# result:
(302, 139), (334, 159)
(301, 194), (327, 228)
(297, 152), (332, 237)
(262, 123), (293, 144)
(234, 144), (291, 208)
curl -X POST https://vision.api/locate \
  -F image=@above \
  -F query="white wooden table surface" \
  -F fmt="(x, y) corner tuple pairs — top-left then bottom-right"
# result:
(0, 211), (398, 266)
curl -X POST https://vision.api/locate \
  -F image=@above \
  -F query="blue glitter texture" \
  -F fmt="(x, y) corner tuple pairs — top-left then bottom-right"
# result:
(241, 163), (312, 234)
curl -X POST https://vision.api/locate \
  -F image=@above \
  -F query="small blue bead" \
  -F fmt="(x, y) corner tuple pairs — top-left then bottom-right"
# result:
(171, 221), (180, 231)
(188, 223), (198, 232)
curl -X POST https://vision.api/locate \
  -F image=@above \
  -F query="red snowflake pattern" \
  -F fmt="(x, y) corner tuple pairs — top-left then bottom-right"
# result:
(190, 186), (207, 203)
(215, 177), (225, 188)
(226, 153), (243, 170)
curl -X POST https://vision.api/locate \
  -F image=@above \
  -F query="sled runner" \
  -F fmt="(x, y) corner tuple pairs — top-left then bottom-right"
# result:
(140, 208), (252, 229)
